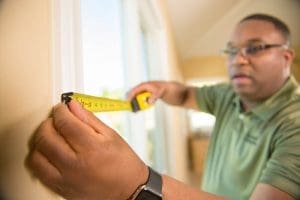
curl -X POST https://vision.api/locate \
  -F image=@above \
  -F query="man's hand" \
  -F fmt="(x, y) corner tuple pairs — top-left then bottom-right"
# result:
(25, 100), (148, 200)
(127, 81), (199, 110)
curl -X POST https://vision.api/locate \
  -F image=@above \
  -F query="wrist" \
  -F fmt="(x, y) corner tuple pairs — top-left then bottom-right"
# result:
(126, 164), (149, 200)
(128, 166), (162, 200)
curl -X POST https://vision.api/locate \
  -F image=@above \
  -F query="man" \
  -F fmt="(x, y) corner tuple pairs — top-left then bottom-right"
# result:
(26, 14), (299, 199)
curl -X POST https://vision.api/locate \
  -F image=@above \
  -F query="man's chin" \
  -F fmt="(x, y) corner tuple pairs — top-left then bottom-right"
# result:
(233, 85), (252, 97)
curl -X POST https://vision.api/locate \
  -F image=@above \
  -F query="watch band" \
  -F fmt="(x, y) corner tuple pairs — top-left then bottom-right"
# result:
(129, 166), (162, 200)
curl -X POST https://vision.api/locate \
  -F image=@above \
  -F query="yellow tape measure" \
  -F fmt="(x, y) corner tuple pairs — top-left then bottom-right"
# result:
(61, 92), (152, 113)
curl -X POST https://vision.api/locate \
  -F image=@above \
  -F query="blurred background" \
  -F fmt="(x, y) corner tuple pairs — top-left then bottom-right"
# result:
(0, 0), (299, 199)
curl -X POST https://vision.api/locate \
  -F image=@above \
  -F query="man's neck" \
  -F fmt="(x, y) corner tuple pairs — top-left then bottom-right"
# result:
(240, 98), (262, 112)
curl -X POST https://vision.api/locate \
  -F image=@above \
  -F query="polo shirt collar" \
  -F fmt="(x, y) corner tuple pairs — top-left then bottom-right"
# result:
(233, 76), (299, 121)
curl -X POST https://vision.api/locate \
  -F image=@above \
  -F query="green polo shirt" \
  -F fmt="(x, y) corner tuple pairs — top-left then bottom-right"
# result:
(196, 76), (300, 200)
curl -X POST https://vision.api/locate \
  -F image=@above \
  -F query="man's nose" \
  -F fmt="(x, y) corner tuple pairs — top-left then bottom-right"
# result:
(229, 51), (249, 66)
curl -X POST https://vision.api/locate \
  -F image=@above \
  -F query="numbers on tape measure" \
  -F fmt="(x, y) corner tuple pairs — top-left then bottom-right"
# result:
(73, 95), (131, 112)
(61, 92), (152, 113)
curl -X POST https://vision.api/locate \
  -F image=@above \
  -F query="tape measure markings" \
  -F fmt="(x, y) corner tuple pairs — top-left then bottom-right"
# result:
(61, 92), (152, 113)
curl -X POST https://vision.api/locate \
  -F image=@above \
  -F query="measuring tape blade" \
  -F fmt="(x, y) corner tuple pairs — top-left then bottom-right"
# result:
(61, 92), (152, 113)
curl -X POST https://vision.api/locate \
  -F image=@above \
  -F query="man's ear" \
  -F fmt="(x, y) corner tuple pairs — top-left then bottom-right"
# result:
(284, 48), (295, 67)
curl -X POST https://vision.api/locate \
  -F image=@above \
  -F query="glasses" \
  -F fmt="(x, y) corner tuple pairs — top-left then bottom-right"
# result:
(221, 43), (288, 58)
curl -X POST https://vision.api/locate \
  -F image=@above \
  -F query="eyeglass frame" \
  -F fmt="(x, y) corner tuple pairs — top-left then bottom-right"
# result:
(221, 43), (289, 59)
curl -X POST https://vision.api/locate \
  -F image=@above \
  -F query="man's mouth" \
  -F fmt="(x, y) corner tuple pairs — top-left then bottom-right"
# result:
(232, 74), (249, 79)
(231, 73), (252, 84)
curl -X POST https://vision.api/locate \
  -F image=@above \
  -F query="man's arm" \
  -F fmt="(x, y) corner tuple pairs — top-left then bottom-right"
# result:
(26, 101), (224, 200)
(162, 177), (295, 200)
(25, 101), (295, 200)
(162, 175), (226, 200)
(127, 81), (199, 110)
(250, 183), (294, 200)
(25, 101), (218, 200)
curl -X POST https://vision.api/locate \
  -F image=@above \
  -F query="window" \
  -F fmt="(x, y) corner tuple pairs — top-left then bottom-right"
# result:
(80, 0), (127, 137)
(53, 0), (168, 171)
(187, 78), (227, 135)
(81, 0), (124, 96)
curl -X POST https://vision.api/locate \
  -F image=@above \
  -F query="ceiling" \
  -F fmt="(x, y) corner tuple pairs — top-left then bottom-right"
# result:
(165, 0), (300, 61)
(165, 0), (239, 60)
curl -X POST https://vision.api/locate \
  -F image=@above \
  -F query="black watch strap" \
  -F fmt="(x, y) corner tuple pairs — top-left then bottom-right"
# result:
(145, 167), (162, 197)
(131, 167), (162, 200)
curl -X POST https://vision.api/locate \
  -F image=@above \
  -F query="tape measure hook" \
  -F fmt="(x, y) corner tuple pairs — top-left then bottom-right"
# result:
(61, 92), (74, 104)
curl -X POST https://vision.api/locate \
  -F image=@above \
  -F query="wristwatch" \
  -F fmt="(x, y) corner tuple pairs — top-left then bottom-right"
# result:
(129, 167), (162, 200)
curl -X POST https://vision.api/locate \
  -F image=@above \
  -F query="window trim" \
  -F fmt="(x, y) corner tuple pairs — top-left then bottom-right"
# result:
(52, 0), (83, 103)
(52, 0), (173, 175)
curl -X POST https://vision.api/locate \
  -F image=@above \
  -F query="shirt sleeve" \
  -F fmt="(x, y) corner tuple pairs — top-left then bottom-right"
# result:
(195, 83), (234, 115)
(259, 118), (300, 199)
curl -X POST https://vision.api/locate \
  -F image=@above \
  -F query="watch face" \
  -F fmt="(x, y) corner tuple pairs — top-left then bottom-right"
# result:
(135, 190), (162, 200)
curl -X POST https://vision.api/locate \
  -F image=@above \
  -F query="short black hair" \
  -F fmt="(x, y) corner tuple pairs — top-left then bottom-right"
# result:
(240, 13), (291, 44)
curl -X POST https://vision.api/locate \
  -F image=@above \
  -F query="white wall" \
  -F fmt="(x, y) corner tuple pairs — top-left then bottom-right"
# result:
(0, 0), (189, 199)
(0, 0), (60, 199)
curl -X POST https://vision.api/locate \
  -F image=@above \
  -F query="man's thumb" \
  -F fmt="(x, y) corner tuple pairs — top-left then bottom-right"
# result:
(68, 100), (89, 124)
(68, 100), (112, 135)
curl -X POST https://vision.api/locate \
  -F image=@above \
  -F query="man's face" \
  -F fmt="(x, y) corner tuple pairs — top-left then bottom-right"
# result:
(226, 19), (294, 102)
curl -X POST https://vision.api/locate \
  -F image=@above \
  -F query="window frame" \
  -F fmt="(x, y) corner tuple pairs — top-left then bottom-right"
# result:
(52, 0), (83, 103)
(52, 0), (170, 172)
